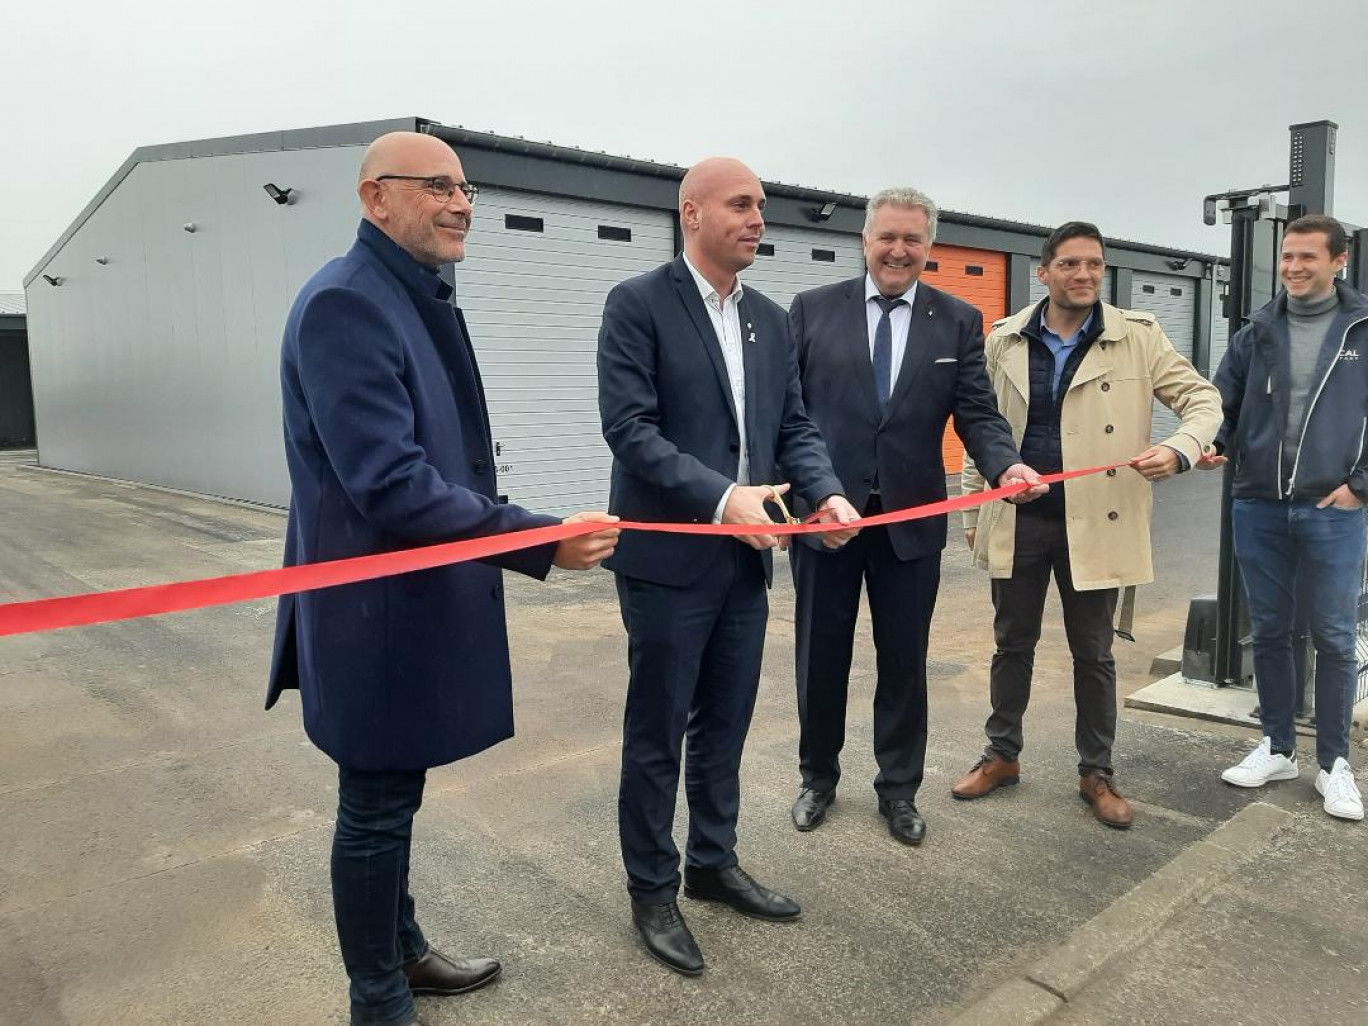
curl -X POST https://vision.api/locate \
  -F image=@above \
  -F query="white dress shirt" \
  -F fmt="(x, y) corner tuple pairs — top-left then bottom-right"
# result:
(865, 274), (918, 390)
(682, 254), (749, 523)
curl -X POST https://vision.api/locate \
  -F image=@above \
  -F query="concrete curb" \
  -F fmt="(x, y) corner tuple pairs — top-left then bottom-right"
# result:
(945, 801), (1294, 1026)
(1127, 671), (1368, 744)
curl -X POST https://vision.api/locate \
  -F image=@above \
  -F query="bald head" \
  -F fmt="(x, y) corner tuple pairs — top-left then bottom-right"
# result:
(677, 157), (767, 289)
(357, 132), (472, 267)
(359, 131), (460, 184)
(678, 157), (759, 212)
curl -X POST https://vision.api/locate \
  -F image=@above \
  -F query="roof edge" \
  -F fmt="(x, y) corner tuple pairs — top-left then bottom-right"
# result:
(24, 118), (422, 287)
(26, 117), (1226, 286)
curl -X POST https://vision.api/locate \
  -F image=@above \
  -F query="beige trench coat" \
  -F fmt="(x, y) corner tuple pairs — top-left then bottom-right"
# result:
(961, 303), (1222, 591)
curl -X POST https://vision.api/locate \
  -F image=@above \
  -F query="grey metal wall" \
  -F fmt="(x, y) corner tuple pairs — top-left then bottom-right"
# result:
(1131, 271), (1197, 443)
(25, 145), (365, 505)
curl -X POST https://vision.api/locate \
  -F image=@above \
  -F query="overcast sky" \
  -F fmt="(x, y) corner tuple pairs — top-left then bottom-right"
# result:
(4, 0), (1366, 293)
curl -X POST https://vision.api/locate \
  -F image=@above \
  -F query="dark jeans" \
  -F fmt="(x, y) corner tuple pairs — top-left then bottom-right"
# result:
(985, 513), (1119, 774)
(1232, 497), (1366, 769)
(790, 498), (941, 800)
(616, 543), (767, 904)
(333, 766), (429, 1026)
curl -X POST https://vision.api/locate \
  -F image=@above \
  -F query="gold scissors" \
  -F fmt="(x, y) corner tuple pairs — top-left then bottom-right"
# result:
(762, 485), (801, 525)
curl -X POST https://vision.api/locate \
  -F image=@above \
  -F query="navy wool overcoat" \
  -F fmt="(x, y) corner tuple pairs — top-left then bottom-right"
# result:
(267, 220), (557, 771)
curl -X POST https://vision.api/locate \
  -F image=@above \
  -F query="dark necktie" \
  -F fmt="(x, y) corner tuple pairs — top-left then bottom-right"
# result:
(872, 295), (905, 409)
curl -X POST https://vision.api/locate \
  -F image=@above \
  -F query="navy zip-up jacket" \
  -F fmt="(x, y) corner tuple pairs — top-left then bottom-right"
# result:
(1214, 279), (1368, 502)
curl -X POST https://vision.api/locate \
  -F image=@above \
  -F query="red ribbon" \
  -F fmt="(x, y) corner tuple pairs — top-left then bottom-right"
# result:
(0, 464), (1120, 638)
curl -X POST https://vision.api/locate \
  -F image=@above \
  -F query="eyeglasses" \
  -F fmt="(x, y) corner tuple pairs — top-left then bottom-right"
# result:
(1053, 257), (1105, 274)
(375, 175), (479, 204)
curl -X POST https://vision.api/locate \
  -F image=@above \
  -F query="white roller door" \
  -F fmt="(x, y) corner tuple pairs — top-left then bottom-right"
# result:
(1132, 272), (1197, 444)
(741, 225), (864, 311)
(1209, 301), (1231, 380)
(456, 188), (674, 517)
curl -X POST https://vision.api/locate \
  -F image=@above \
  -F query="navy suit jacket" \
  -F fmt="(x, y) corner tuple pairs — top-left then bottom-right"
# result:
(790, 276), (1019, 561)
(267, 221), (557, 772)
(598, 256), (843, 586)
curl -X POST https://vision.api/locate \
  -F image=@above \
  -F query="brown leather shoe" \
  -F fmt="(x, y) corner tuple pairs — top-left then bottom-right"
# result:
(1079, 771), (1133, 829)
(951, 754), (1021, 799)
(402, 947), (502, 996)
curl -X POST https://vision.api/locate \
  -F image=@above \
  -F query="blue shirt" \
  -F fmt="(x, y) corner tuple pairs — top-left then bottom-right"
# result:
(1039, 305), (1094, 400)
(1037, 300), (1189, 471)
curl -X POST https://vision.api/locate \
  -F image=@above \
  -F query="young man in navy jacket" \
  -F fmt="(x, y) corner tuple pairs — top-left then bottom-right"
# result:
(1209, 214), (1367, 822)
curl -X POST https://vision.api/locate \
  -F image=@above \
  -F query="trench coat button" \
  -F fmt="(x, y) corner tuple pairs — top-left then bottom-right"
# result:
(1108, 511), (1119, 521)
(1104, 424), (1114, 434)
(1106, 468), (1117, 477)
(473, 458), (489, 474)
(491, 584), (503, 599)
(729, 442), (740, 453)
(1101, 382), (1111, 392)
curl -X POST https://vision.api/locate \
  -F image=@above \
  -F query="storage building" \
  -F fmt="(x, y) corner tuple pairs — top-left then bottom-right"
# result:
(24, 118), (1225, 514)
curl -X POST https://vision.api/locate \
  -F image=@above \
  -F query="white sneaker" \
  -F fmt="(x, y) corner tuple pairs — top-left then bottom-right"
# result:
(1221, 737), (1301, 788)
(1314, 758), (1364, 821)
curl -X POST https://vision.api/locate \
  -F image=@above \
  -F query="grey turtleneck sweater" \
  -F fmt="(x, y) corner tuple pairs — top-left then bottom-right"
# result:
(1283, 289), (1341, 463)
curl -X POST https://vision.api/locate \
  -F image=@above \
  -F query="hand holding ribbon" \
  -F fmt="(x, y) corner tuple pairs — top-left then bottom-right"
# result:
(0, 462), (1125, 639)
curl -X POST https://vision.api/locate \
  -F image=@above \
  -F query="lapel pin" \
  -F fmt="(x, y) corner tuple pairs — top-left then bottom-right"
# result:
(747, 331), (757, 344)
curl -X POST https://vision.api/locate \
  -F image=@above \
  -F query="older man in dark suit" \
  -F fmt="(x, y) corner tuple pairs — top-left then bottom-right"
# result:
(268, 131), (618, 1026)
(597, 157), (859, 976)
(787, 187), (1043, 847)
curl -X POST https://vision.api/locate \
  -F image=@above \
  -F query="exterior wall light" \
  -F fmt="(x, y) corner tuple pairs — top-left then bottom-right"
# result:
(263, 183), (295, 205)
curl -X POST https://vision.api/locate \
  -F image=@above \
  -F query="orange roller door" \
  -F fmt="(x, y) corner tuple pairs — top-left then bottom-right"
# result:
(919, 247), (1008, 473)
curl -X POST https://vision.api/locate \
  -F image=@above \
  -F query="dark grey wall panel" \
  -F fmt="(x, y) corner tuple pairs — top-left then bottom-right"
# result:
(0, 332), (34, 447)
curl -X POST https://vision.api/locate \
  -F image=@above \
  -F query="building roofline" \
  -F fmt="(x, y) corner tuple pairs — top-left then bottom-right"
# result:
(425, 123), (1226, 264)
(25, 118), (422, 287)
(26, 116), (1225, 287)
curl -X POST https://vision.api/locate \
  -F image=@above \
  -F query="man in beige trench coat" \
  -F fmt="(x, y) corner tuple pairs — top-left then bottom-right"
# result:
(954, 221), (1222, 828)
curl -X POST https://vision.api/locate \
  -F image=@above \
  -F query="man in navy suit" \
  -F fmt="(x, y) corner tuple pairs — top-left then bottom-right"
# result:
(598, 158), (860, 976)
(268, 132), (618, 1026)
(787, 187), (1044, 847)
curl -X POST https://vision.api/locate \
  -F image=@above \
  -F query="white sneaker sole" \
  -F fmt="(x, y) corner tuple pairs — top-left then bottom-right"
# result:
(1315, 777), (1365, 821)
(1221, 764), (1300, 788)
(1323, 801), (1365, 822)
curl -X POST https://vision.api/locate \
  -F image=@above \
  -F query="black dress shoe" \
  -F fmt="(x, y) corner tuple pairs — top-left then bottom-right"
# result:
(631, 900), (704, 976)
(402, 947), (502, 995)
(791, 787), (835, 831)
(683, 864), (801, 921)
(878, 797), (927, 846)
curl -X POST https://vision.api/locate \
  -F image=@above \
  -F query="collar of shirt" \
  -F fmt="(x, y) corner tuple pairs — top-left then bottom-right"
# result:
(1039, 302), (1094, 350)
(683, 252), (744, 309)
(356, 219), (453, 303)
(864, 273), (917, 309)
